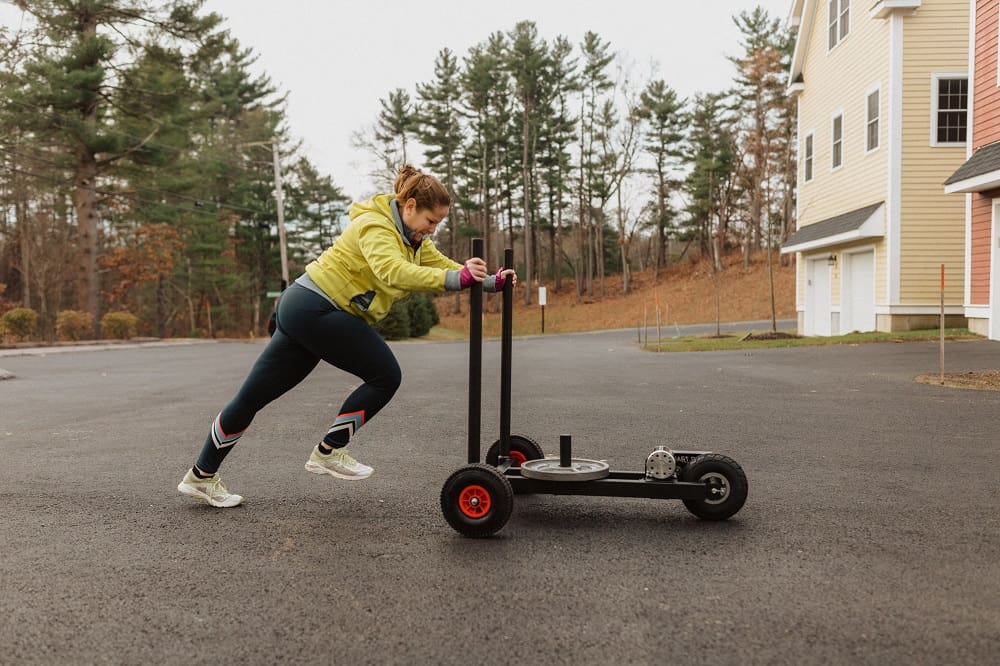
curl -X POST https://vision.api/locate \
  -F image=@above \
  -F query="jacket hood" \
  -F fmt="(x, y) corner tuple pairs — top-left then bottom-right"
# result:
(348, 193), (393, 221)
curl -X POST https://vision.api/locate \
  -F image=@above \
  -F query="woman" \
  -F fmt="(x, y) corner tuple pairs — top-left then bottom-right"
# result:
(178, 165), (515, 507)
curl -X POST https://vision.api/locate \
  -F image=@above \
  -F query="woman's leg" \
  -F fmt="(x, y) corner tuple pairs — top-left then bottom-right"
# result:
(190, 285), (339, 475)
(283, 305), (401, 449)
(193, 327), (320, 474)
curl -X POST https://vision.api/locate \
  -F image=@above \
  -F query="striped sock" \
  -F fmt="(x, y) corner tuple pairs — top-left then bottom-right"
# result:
(195, 413), (246, 474)
(322, 410), (365, 447)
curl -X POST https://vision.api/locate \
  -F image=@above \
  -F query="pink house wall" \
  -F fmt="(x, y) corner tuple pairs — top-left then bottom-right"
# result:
(970, 1), (1000, 305)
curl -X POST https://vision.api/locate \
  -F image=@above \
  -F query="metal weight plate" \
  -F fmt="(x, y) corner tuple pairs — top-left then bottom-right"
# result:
(519, 457), (610, 482)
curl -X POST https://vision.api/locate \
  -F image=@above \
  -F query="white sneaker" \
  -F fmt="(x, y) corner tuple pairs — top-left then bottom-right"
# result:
(304, 445), (374, 480)
(177, 469), (244, 508)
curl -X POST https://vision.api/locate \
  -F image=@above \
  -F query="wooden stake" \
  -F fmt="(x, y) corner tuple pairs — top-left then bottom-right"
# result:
(655, 290), (662, 352)
(940, 264), (945, 384)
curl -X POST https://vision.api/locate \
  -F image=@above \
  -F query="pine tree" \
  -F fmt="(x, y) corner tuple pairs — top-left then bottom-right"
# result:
(730, 6), (795, 330)
(286, 157), (349, 261)
(507, 21), (549, 303)
(636, 80), (686, 278)
(684, 92), (739, 271)
(730, 7), (791, 268)
(8, 0), (221, 334)
(459, 41), (501, 261)
(576, 32), (614, 298)
(535, 35), (578, 289)
(415, 48), (464, 265)
(376, 88), (415, 167)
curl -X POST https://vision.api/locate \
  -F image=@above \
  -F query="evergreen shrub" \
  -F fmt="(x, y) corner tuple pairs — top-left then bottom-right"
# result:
(407, 293), (438, 337)
(375, 300), (411, 340)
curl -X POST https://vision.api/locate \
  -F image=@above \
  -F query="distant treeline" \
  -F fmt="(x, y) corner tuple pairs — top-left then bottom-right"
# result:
(0, 2), (794, 339)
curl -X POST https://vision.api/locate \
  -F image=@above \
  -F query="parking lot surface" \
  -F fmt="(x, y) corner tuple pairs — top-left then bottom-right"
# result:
(1, 325), (997, 664)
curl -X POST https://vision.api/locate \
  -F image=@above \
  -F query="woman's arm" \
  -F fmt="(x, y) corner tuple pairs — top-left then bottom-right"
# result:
(358, 224), (449, 292)
(417, 239), (463, 272)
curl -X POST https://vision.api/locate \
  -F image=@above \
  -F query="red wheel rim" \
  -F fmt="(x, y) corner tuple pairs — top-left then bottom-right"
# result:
(509, 451), (527, 466)
(458, 484), (492, 518)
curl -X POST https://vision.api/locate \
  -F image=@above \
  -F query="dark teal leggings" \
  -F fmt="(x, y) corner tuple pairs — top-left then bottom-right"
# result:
(195, 283), (401, 473)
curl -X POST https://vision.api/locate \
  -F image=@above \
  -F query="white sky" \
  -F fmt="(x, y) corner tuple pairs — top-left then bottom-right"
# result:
(3, 0), (794, 199)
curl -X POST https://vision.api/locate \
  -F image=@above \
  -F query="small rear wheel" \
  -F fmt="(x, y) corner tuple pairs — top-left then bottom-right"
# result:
(441, 464), (514, 537)
(681, 454), (748, 521)
(485, 434), (544, 467)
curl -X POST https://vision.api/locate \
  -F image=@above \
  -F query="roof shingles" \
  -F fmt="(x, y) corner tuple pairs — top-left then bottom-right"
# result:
(782, 202), (883, 249)
(944, 140), (1000, 186)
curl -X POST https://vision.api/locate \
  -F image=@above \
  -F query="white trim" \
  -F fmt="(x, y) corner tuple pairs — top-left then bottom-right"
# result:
(788, 0), (815, 91)
(930, 72), (969, 147)
(781, 204), (885, 253)
(795, 96), (802, 270)
(803, 130), (815, 182)
(870, 0), (921, 19)
(968, 0), (978, 146)
(965, 306), (990, 317)
(944, 169), (1000, 193)
(789, 0), (804, 28)
(887, 12), (904, 304)
(990, 195), (997, 339)
(865, 84), (881, 154)
(963, 0), (976, 316)
(831, 109), (845, 171)
(964, 191), (972, 307)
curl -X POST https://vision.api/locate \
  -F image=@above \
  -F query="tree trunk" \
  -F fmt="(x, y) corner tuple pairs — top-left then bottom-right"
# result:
(597, 215), (605, 298)
(75, 141), (99, 334)
(74, 15), (100, 337)
(522, 106), (533, 305)
(553, 196), (563, 292)
(17, 186), (30, 308)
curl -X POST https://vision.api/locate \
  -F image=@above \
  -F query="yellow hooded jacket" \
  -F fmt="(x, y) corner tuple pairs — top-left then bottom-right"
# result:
(304, 193), (461, 324)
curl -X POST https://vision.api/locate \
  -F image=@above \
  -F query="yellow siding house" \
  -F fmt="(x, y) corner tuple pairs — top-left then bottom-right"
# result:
(781, 0), (969, 334)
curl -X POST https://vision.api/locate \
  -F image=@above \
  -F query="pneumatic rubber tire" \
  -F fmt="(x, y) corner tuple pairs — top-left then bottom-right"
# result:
(485, 434), (545, 467)
(681, 454), (748, 520)
(441, 463), (514, 538)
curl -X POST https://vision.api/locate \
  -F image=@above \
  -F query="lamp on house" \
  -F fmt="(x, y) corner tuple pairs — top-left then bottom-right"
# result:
(827, 253), (837, 267)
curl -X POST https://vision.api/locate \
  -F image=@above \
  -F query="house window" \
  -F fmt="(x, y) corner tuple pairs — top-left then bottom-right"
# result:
(804, 133), (814, 182)
(934, 77), (968, 144)
(828, 0), (850, 49)
(832, 114), (843, 169)
(866, 88), (880, 152)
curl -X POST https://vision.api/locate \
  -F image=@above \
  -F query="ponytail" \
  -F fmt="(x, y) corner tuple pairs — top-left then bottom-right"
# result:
(394, 164), (451, 210)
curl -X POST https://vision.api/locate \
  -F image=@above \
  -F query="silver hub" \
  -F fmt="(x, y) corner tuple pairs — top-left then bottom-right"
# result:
(700, 472), (730, 505)
(645, 447), (676, 480)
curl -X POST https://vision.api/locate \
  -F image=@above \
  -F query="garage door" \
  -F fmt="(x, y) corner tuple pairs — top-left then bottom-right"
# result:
(842, 250), (875, 333)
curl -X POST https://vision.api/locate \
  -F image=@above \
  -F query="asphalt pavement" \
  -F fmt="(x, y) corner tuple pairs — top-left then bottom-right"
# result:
(1, 322), (997, 665)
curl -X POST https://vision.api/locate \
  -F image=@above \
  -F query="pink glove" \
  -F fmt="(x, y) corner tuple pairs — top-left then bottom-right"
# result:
(459, 264), (477, 289)
(493, 267), (508, 292)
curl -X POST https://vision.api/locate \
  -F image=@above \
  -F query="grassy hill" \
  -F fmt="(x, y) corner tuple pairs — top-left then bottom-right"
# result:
(432, 251), (797, 338)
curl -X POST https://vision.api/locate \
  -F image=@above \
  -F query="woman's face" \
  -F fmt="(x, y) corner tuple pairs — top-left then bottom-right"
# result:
(401, 198), (449, 243)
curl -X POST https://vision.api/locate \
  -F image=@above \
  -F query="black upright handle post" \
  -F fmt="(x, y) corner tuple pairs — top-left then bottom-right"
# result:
(560, 434), (573, 467)
(499, 247), (514, 459)
(468, 238), (484, 464)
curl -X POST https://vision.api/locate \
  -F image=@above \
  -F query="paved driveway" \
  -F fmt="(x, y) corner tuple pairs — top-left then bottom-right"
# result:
(1, 325), (997, 665)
